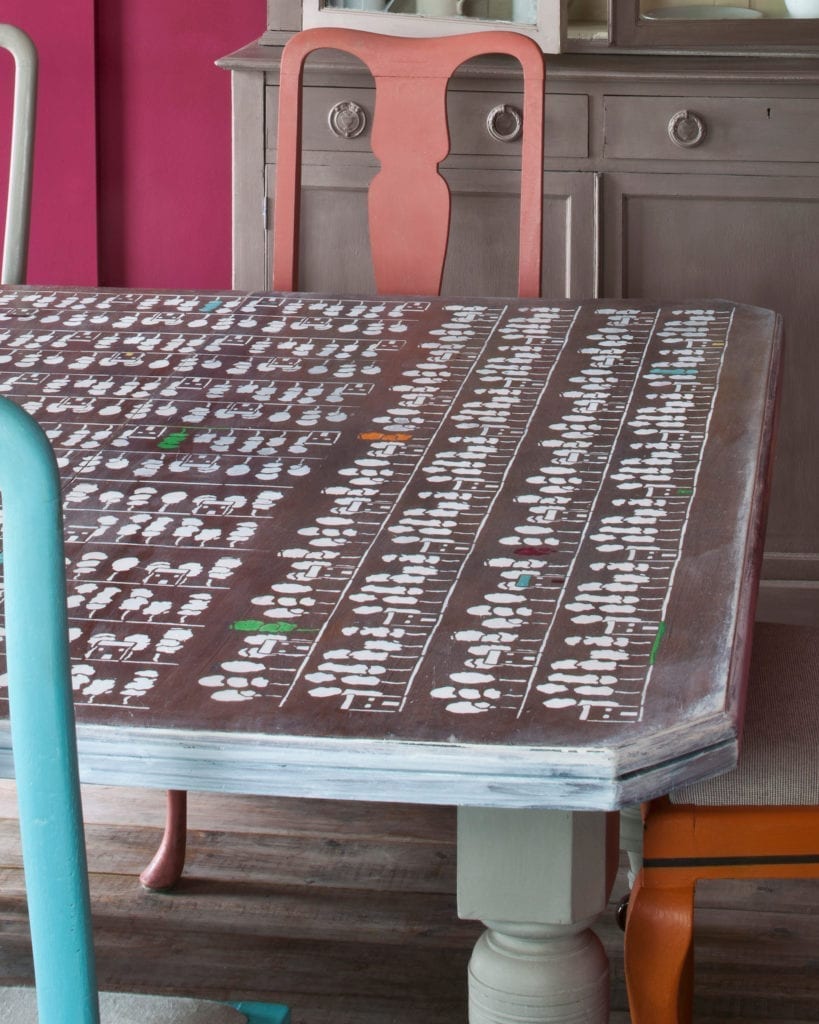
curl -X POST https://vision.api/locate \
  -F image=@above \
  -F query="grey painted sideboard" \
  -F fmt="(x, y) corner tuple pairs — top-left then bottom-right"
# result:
(218, 42), (819, 622)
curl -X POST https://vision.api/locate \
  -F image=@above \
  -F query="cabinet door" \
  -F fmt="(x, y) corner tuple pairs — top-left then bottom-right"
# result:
(266, 164), (597, 299)
(603, 171), (819, 599)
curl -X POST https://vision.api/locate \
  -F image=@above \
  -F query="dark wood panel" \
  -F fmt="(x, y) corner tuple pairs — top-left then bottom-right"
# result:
(0, 782), (457, 841)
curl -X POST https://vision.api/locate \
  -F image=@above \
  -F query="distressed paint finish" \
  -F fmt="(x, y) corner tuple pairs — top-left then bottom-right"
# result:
(0, 287), (781, 809)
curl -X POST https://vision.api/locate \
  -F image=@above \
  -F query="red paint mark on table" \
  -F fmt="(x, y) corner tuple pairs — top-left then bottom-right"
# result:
(514, 544), (558, 556)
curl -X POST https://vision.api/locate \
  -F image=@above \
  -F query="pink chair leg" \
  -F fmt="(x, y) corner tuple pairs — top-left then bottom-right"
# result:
(139, 789), (188, 891)
(624, 871), (695, 1024)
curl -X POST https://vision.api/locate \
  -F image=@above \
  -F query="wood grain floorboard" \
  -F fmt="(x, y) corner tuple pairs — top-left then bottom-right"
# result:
(1, 781), (818, 1022)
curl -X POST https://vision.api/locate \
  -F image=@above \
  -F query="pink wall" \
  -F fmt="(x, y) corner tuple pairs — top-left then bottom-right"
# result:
(0, 1), (265, 289)
(0, 0), (98, 285)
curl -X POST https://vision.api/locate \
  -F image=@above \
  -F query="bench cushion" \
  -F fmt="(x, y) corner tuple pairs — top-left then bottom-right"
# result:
(0, 988), (247, 1023)
(670, 622), (819, 806)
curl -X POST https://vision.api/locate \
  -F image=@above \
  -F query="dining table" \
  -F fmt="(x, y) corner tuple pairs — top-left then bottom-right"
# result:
(0, 285), (783, 1024)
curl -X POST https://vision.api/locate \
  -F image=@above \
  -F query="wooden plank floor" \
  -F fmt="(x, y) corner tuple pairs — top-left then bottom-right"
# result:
(0, 780), (818, 1023)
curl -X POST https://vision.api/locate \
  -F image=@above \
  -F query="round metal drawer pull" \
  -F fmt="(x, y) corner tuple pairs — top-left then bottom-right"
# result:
(667, 109), (706, 149)
(486, 103), (523, 143)
(328, 100), (367, 140)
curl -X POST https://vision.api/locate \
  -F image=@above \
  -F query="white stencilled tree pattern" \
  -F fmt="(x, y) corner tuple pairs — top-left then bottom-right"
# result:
(0, 289), (737, 739)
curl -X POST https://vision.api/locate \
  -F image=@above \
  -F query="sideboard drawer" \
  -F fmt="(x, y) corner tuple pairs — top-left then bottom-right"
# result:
(267, 87), (588, 160)
(603, 96), (819, 163)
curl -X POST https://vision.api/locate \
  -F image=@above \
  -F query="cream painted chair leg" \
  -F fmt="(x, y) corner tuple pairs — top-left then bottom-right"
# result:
(0, 24), (37, 285)
(458, 808), (612, 1024)
(619, 804), (644, 888)
(615, 803), (645, 929)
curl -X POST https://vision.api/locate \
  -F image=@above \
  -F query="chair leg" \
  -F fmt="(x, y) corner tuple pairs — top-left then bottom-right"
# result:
(619, 804), (645, 888)
(615, 804), (645, 930)
(624, 871), (695, 1024)
(139, 789), (188, 891)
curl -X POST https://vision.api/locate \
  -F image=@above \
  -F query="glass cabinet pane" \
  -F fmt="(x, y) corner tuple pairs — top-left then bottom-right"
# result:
(302, 0), (564, 51)
(318, 0), (538, 23)
(637, 0), (814, 19)
(614, 0), (819, 48)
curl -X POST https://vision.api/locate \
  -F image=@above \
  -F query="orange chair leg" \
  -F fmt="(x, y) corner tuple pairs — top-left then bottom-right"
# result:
(625, 871), (695, 1024)
(139, 789), (187, 891)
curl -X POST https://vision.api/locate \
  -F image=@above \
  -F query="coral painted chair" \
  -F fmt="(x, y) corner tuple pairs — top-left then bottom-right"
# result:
(141, 25), (546, 891)
(272, 27), (545, 297)
(624, 621), (819, 1023)
(0, 397), (290, 1023)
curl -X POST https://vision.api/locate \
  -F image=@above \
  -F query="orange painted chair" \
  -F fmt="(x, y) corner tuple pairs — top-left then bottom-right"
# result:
(140, 26), (546, 891)
(624, 621), (819, 1023)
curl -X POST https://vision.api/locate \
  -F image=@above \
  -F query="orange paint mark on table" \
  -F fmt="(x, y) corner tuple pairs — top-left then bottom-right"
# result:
(358, 431), (412, 442)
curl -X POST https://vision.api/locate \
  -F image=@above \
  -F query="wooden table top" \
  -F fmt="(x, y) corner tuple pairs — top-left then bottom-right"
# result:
(0, 287), (782, 808)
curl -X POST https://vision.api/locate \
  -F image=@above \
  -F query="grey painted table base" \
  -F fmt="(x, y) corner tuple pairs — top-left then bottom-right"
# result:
(460, 808), (612, 1023)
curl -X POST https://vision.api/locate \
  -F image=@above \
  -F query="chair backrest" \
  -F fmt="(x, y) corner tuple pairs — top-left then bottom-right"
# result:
(0, 396), (101, 1023)
(0, 25), (36, 285)
(273, 28), (544, 298)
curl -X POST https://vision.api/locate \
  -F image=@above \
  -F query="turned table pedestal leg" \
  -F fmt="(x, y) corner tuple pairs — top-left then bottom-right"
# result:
(458, 808), (614, 1024)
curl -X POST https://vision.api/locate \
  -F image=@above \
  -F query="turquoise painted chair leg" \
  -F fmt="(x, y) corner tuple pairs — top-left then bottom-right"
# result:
(0, 396), (100, 1023)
